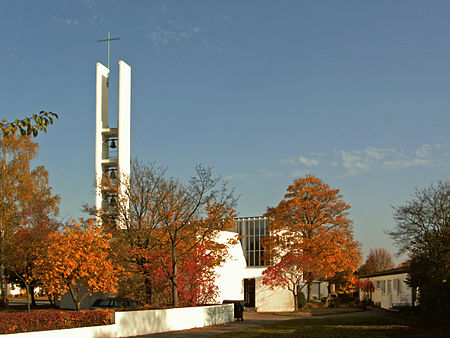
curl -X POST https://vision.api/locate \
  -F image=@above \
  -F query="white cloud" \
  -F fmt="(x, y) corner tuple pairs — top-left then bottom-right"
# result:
(364, 146), (395, 160)
(260, 169), (283, 180)
(339, 150), (371, 175)
(336, 144), (441, 176)
(415, 144), (432, 158)
(381, 158), (432, 170)
(299, 156), (319, 167)
(281, 158), (296, 165)
(52, 16), (81, 25)
(225, 173), (250, 180)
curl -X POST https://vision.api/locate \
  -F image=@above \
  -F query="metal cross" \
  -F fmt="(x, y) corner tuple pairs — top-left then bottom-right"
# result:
(97, 32), (120, 71)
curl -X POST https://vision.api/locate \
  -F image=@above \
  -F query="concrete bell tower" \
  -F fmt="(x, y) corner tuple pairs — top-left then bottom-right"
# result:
(95, 61), (131, 221)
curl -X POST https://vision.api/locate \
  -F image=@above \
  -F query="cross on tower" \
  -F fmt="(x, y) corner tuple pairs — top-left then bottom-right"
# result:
(97, 32), (120, 71)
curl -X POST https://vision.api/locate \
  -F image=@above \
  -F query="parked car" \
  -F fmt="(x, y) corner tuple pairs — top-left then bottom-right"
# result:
(91, 297), (144, 310)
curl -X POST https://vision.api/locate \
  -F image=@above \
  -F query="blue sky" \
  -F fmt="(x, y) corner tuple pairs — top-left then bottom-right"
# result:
(1, 1), (449, 262)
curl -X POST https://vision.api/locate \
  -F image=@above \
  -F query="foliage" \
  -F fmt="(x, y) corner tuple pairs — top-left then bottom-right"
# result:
(1, 111), (58, 137)
(0, 133), (59, 309)
(36, 220), (122, 310)
(5, 166), (60, 312)
(297, 290), (307, 309)
(262, 175), (361, 309)
(357, 280), (374, 301)
(0, 309), (112, 334)
(328, 271), (359, 295)
(90, 160), (237, 307)
(358, 248), (394, 276)
(142, 242), (221, 306)
(388, 181), (449, 322)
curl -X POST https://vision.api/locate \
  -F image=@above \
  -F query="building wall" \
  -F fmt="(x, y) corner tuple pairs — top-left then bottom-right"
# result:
(359, 272), (413, 309)
(244, 268), (294, 312)
(213, 231), (247, 303)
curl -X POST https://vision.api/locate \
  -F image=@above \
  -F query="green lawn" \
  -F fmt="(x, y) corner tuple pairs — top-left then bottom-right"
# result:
(274, 306), (364, 317)
(214, 313), (450, 337)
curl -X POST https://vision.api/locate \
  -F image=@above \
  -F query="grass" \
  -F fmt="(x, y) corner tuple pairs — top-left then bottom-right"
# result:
(214, 312), (450, 337)
(275, 305), (364, 317)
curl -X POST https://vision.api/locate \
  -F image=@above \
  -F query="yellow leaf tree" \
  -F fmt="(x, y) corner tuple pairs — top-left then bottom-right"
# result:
(36, 220), (122, 310)
(263, 175), (361, 306)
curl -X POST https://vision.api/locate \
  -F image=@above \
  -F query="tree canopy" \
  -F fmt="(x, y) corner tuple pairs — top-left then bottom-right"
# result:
(91, 160), (237, 307)
(358, 248), (394, 276)
(388, 181), (449, 321)
(262, 175), (361, 308)
(36, 220), (122, 311)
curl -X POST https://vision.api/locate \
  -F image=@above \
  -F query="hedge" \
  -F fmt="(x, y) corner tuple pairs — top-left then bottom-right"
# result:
(0, 309), (113, 334)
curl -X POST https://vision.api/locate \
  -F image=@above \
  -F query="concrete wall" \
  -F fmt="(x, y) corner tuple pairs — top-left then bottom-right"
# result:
(4, 304), (234, 338)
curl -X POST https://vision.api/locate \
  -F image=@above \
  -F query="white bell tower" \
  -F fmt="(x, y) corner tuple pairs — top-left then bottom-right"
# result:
(95, 60), (131, 222)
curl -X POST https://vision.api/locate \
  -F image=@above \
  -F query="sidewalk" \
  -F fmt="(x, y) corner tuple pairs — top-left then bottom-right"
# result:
(134, 309), (382, 337)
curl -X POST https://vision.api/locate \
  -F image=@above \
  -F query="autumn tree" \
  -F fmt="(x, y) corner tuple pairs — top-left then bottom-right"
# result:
(262, 175), (361, 309)
(90, 160), (237, 307)
(0, 133), (60, 308)
(0, 134), (39, 304)
(387, 181), (449, 321)
(358, 248), (394, 276)
(36, 220), (122, 310)
(1, 111), (58, 137)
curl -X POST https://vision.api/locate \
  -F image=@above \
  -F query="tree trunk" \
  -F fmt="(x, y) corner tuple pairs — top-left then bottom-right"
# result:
(144, 276), (152, 305)
(30, 284), (36, 306)
(293, 289), (298, 312)
(307, 282), (313, 302)
(68, 284), (81, 311)
(171, 245), (179, 307)
(26, 284), (30, 313)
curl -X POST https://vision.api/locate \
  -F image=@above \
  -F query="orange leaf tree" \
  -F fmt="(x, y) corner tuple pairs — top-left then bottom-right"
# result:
(92, 161), (237, 307)
(36, 220), (122, 310)
(0, 133), (54, 306)
(262, 175), (361, 308)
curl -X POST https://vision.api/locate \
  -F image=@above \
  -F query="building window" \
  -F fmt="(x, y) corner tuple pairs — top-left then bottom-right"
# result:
(235, 217), (269, 267)
(387, 280), (392, 294)
(376, 281), (381, 289)
(382, 280), (386, 294)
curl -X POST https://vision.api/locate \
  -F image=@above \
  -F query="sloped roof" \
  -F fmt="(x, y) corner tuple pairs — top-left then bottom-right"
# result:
(359, 267), (407, 278)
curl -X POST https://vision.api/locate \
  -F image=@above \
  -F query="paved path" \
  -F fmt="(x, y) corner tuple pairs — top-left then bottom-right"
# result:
(134, 309), (390, 337)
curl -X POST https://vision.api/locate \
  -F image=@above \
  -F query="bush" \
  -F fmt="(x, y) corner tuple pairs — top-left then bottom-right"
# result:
(0, 309), (113, 334)
(297, 292), (307, 309)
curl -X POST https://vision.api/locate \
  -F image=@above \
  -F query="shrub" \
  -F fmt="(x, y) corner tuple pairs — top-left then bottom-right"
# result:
(297, 292), (307, 309)
(0, 309), (113, 334)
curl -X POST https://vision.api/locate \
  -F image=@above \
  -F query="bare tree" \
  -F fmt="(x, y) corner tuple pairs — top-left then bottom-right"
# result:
(358, 248), (394, 276)
(387, 181), (449, 257)
(387, 181), (449, 320)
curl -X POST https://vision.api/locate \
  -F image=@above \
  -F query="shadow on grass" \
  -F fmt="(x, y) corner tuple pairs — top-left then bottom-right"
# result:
(213, 314), (450, 337)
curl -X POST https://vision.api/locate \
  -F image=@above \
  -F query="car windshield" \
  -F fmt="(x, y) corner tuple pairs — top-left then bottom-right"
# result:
(94, 299), (112, 307)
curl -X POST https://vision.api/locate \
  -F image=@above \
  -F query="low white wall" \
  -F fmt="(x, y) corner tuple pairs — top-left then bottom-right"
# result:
(2, 304), (234, 338)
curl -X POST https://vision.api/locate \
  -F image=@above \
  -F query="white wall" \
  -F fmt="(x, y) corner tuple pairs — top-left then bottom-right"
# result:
(4, 304), (234, 338)
(214, 231), (247, 303)
(244, 268), (294, 312)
